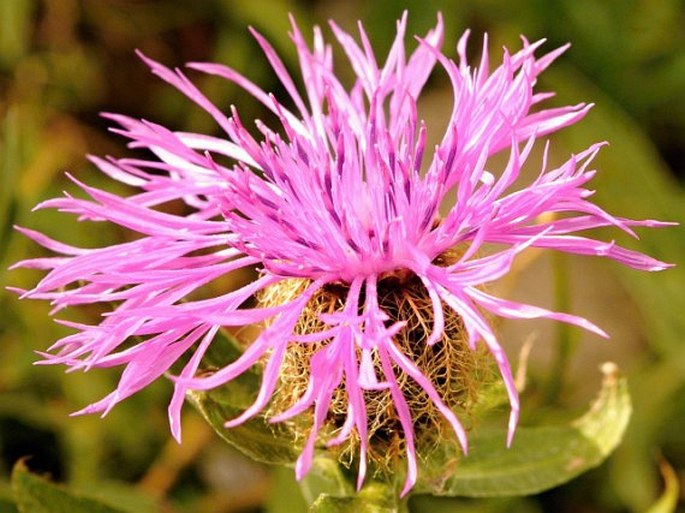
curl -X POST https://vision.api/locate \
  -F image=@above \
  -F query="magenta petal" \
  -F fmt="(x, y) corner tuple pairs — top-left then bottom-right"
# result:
(467, 288), (609, 338)
(169, 326), (219, 442)
(385, 340), (468, 452)
(378, 346), (418, 497)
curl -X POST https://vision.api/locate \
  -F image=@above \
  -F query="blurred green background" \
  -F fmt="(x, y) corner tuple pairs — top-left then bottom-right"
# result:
(1, 1), (684, 512)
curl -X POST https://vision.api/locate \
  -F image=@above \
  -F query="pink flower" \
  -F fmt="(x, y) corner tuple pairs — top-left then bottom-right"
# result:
(14, 14), (670, 495)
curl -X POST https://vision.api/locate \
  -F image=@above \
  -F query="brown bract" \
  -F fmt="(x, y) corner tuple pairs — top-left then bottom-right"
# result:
(258, 248), (496, 477)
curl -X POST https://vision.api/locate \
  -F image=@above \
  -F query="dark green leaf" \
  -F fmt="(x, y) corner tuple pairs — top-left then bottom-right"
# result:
(11, 460), (126, 513)
(188, 329), (300, 465)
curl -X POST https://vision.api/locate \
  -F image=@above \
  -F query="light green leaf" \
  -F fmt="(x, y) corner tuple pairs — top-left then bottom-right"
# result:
(415, 363), (630, 497)
(309, 481), (406, 513)
(300, 456), (355, 505)
(11, 460), (127, 513)
(265, 466), (308, 513)
(645, 460), (679, 513)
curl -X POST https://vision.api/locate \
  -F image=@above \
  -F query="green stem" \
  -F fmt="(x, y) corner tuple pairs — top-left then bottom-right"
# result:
(546, 252), (578, 404)
(300, 456), (407, 512)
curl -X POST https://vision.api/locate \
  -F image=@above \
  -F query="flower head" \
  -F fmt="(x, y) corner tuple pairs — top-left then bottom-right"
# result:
(14, 14), (670, 495)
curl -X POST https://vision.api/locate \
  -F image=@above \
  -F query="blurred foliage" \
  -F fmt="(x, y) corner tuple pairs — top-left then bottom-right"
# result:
(11, 459), (127, 513)
(1, 0), (684, 512)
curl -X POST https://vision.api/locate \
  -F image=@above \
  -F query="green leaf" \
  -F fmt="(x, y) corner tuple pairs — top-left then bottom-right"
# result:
(415, 363), (630, 497)
(188, 329), (300, 465)
(265, 466), (308, 513)
(645, 460), (679, 513)
(309, 481), (406, 513)
(299, 456), (355, 505)
(188, 386), (300, 464)
(408, 494), (540, 513)
(188, 385), (301, 465)
(11, 460), (127, 513)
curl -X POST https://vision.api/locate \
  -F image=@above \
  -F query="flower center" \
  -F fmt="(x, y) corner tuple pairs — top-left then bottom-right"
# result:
(259, 249), (496, 475)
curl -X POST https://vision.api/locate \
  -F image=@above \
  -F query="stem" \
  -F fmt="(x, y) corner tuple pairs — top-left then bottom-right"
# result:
(546, 252), (578, 404)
